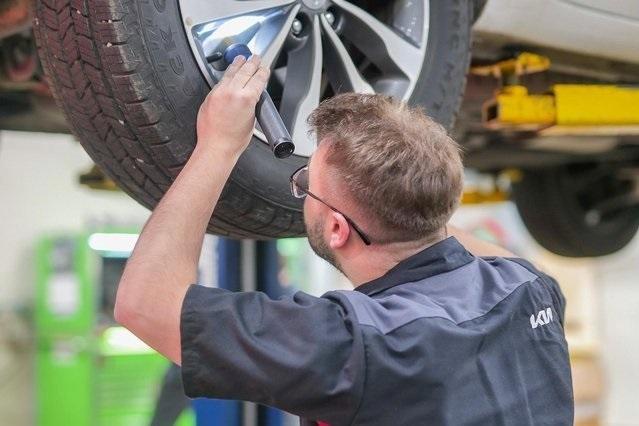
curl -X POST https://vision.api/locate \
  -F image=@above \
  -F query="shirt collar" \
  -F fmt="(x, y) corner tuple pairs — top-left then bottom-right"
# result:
(354, 236), (474, 297)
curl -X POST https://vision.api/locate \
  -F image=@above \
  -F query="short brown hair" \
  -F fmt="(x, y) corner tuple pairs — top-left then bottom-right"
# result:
(308, 93), (463, 243)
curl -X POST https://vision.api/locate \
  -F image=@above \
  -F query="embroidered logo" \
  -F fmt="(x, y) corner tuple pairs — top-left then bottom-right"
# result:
(530, 307), (554, 329)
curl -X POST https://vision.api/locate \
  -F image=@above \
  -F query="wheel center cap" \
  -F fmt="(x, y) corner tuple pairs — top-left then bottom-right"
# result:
(301, 0), (328, 12)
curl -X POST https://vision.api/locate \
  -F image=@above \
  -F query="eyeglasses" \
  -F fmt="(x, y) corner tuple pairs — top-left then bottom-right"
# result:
(290, 165), (372, 246)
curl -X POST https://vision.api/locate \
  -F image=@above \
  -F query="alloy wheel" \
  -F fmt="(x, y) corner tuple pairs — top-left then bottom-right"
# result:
(179, 0), (430, 156)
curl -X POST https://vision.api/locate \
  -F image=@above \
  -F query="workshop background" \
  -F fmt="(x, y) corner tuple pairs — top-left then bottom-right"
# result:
(1, 129), (637, 426)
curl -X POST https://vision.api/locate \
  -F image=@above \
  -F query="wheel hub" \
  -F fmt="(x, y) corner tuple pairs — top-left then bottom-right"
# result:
(300, 0), (330, 13)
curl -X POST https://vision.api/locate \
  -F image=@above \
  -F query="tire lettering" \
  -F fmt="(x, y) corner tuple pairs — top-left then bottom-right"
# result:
(183, 80), (196, 96)
(153, 0), (166, 13)
(170, 55), (184, 75)
(160, 27), (176, 51)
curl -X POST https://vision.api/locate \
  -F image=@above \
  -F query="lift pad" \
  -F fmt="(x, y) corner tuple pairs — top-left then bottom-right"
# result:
(472, 52), (551, 80)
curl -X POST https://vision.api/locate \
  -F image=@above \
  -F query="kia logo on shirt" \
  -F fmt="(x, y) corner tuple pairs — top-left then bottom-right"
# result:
(530, 307), (554, 329)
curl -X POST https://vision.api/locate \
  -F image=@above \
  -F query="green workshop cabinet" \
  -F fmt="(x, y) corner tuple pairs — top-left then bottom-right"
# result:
(35, 233), (193, 426)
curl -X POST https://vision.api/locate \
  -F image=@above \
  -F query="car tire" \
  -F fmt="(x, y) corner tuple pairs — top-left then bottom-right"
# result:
(513, 166), (639, 257)
(33, 0), (472, 239)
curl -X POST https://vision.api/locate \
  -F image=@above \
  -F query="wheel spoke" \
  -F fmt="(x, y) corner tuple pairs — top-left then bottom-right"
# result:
(280, 16), (323, 155)
(588, 177), (639, 217)
(182, 0), (297, 27)
(262, 4), (301, 70)
(569, 166), (612, 192)
(331, 0), (422, 86)
(590, 194), (639, 219)
(320, 14), (374, 94)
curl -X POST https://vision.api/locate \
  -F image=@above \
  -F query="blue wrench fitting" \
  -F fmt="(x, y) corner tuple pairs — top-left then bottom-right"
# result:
(221, 44), (295, 159)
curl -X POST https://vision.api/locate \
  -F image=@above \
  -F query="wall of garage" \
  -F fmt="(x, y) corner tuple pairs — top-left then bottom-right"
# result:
(0, 130), (150, 425)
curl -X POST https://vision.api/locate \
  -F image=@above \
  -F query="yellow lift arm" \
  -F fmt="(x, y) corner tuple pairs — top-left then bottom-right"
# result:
(474, 53), (639, 134)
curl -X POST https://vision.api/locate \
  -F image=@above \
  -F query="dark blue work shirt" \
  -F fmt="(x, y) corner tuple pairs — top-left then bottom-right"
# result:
(180, 237), (574, 425)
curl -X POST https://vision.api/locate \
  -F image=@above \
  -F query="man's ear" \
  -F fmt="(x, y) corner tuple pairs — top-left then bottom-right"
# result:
(328, 211), (350, 249)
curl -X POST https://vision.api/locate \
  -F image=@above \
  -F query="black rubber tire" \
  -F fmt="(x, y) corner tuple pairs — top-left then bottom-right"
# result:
(512, 167), (639, 257)
(472, 0), (488, 23)
(33, 0), (472, 239)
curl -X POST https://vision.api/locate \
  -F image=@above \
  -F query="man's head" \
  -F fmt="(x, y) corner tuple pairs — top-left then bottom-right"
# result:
(298, 93), (463, 275)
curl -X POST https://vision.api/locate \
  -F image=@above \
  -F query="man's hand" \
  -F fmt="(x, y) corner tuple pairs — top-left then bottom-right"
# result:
(114, 55), (270, 364)
(195, 55), (270, 158)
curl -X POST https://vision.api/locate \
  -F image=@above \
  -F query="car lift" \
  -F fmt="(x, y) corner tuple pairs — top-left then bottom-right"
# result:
(475, 52), (639, 132)
(461, 52), (639, 205)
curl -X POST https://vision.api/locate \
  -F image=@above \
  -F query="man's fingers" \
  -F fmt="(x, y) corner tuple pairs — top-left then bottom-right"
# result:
(211, 56), (268, 108)
(231, 55), (262, 89)
(220, 56), (247, 84)
(244, 66), (270, 99)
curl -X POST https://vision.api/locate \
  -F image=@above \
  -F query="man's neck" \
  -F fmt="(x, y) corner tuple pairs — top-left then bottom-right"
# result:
(345, 232), (446, 288)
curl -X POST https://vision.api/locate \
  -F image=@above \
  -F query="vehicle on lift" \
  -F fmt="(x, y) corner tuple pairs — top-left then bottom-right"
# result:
(1, 0), (638, 258)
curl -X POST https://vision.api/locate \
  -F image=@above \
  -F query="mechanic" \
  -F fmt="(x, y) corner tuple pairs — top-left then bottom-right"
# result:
(114, 55), (574, 425)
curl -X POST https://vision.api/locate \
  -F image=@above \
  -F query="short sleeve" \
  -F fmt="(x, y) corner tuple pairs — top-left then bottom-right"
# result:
(506, 257), (567, 326)
(180, 285), (365, 424)
(537, 270), (567, 326)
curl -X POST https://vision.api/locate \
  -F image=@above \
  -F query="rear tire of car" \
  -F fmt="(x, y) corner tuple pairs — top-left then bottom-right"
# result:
(33, 0), (472, 239)
(512, 166), (639, 257)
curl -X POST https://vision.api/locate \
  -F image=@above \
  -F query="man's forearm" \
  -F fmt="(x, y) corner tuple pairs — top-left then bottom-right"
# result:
(447, 225), (515, 258)
(114, 55), (272, 364)
(115, 145), (241, 364)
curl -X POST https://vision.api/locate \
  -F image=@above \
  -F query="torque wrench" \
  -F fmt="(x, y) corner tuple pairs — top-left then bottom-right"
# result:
(214, 43), (295, 159)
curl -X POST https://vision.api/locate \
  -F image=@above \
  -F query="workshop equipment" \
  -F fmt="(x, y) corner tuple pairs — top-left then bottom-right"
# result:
(34, 233), (194, 426)
(212, 43), (295, 159)
(475, 52), (639, 134)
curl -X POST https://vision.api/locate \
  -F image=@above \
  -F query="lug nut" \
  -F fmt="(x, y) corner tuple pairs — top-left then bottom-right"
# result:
(324, 11), (335, 26)
(292, 19), (303, 35)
